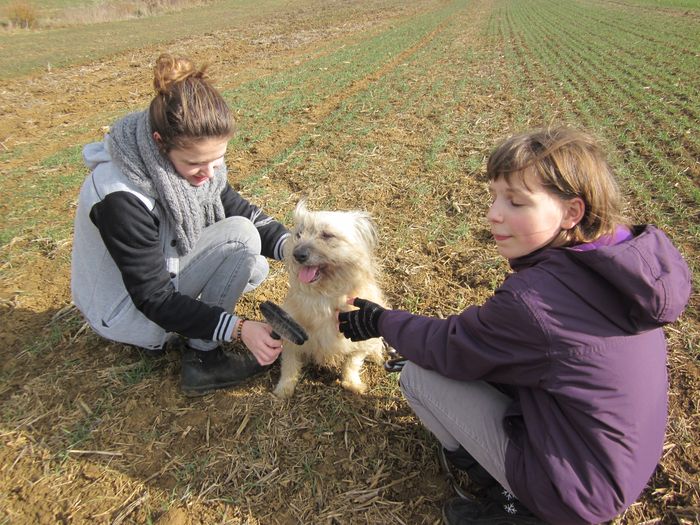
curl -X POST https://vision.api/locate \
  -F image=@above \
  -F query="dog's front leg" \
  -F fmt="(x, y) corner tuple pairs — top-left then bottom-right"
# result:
(273, 345), (303, 398)
(341, 351), (368, 394)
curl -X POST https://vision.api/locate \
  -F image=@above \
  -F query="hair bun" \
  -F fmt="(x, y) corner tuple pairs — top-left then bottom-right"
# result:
(153, 54), (208, 95)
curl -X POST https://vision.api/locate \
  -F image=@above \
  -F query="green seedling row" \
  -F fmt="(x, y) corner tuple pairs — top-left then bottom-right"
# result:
(225, 0), (463, 152)
(490, 0), (700, 293)
(497, 2), (699, 216)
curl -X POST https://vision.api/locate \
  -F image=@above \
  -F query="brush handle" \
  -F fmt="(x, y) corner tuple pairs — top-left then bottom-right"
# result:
(260, 301), (308, 345)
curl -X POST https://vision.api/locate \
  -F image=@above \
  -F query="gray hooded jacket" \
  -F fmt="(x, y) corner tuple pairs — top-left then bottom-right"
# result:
(72, 142), (288, 348)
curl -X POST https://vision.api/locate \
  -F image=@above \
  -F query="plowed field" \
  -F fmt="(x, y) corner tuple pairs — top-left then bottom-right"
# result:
(1, 0), (698, 523)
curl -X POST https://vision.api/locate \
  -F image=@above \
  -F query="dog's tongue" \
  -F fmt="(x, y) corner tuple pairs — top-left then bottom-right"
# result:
(299, 266), (320, 284)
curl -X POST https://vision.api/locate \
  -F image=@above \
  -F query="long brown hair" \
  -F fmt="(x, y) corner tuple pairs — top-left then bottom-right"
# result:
(486, 126), (626, 246)
(148, 54), (235, 153)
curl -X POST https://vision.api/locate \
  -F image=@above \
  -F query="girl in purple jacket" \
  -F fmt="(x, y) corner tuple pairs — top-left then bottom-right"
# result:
(339, 127), (691, 524)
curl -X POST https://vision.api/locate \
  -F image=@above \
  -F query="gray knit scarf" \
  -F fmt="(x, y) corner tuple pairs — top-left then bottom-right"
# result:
(106, 110), (226, 256)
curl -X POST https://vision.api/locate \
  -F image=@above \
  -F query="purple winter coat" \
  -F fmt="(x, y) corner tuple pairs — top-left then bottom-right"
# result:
(379, 225), (691, 524)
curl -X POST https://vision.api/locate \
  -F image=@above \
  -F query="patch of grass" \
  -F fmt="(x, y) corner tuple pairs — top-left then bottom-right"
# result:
(630, 0), (700, 7)
(60, 417), (94, 450)
(0, 144), (85, 250)
(0, 0), (87, 11)
(20, 308), (85, 357)
(174, 455), (212, 485)
(22, 322), (68, 356)
(40, 143), (83, 168)
(55, 396), (111, 461)
(117, 358), (161, 386)
(424, 131), (449, 171)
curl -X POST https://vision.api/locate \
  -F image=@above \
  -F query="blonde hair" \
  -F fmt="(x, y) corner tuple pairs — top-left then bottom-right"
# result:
(486, 126), (626, 246)
(149, 54), (235, 153)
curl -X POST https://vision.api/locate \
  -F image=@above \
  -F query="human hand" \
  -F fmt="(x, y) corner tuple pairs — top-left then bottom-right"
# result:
(338, 297), (386, 341)
(240, 320), (283, 366)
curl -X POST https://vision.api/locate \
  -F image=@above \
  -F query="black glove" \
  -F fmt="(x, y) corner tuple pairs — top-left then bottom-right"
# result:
(338, 298), (386, 341)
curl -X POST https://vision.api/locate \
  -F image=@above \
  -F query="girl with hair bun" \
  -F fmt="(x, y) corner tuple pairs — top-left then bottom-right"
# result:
(72, 54), (290, 396)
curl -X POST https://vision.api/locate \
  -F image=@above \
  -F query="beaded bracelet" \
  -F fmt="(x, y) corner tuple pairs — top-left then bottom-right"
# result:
(234, 319), (246, 341)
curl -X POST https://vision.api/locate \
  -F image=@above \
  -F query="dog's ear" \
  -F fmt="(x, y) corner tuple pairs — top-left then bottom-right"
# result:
(294, 199), (308, 224)
(352, 211), (378, 251)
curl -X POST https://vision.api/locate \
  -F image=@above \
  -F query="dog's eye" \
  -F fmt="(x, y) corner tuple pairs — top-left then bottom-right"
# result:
(321, 231), (335, 240)
(294, 231), (302, 239)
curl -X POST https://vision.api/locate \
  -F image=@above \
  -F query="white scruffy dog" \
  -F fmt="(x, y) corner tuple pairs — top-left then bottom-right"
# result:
(273, 201), (387, 398)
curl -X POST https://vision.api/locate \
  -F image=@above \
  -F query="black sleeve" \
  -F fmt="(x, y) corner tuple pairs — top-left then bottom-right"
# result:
(89, 191), (225, 339)
(220, 184), (290, 260)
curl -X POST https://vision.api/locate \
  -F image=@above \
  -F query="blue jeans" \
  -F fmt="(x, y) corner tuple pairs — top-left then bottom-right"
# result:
(177, 216), (268, 351)
(105, 216), (268, 351)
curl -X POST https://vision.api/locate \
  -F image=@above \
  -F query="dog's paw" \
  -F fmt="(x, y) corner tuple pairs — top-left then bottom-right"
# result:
(341, 379), (367, 395)
(273, 381), (296, 399)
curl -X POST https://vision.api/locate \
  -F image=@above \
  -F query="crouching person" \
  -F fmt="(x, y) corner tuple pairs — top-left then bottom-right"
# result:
(338, 127), (692, 524)
(71, 54), (289, 396)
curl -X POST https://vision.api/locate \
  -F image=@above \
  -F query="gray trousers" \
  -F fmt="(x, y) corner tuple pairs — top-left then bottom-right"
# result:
(177, 216), (268, 351)
(107, 216), (268, 351)
(400, 361), (513, 492)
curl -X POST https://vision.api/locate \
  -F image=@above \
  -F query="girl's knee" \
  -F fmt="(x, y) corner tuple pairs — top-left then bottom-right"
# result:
(246, 255), (269, 291)
(219, 216), (262, 254)
(399, 361), (424, 399)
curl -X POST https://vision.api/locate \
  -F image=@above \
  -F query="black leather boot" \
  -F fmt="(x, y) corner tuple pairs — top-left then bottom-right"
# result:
(180, 346), (268, 396)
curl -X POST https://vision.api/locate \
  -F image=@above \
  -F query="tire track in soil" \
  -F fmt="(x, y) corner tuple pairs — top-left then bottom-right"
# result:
(0, 3), (445, 322)
(0, 0), (430, 178)
(0, 2), (460, 325)
(232, 10), (459, 188)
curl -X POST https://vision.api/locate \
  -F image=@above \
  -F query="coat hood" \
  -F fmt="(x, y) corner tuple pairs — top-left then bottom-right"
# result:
(512, 225), (692, 332)
(83, 141), (112, 170)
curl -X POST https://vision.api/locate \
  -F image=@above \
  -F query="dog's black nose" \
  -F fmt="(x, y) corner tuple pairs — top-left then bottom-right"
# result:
(293, 245), (309, 263)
